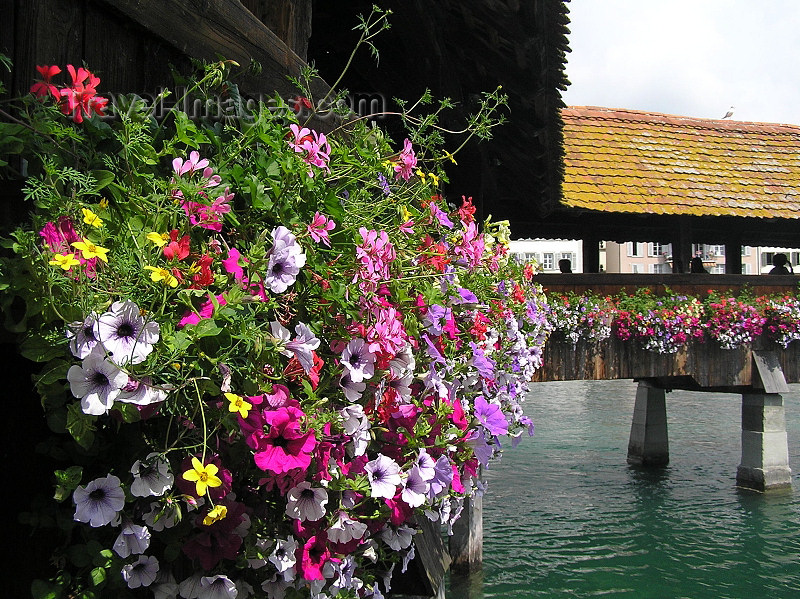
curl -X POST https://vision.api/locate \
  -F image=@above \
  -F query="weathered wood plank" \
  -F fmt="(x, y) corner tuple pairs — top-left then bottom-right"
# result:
(99, 0), (328, 101)
(11, 0), (84, 98)
(535, 335), (800, 389)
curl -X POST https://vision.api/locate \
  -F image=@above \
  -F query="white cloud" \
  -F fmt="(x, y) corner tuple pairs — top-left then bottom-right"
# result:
(563, 0), (800, 124)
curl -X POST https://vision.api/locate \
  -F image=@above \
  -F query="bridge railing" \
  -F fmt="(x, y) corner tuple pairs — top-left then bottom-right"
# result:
(532, 274), (800, 390)
(533, 273), (799, 298)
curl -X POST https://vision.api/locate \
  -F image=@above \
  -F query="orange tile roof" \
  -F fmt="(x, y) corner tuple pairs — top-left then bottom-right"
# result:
(561, 106), (800, 219)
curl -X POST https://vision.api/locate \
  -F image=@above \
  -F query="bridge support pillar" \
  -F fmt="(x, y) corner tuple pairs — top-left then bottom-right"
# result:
(737, 392), (792, 491)
(627, 380), (669, 466)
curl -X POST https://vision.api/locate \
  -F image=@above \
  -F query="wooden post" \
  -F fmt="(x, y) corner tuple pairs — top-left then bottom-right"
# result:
(582, 235), (601, 273)
(725, 240), (743, 274)
(627, 380), (669, 466)
(449, 493), (483, 573)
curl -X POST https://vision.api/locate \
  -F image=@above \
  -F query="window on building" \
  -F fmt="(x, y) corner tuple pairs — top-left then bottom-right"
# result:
(631, 263), (643, 273)
(627, 242), (643, 257)
(741, 263), (751, 275)
(762, 252), (775, 268)
(711, 245), (725, 256)
(650, 263), (671, 274)
(692, 243), (704, 257)
(712, 264), (725, 274)
(542, 253), (554, 270)
(741, 246), (752, 256)
(560, 252), (575, 265)
(598, 241), (607, 249)
(792, 252), (800, 267)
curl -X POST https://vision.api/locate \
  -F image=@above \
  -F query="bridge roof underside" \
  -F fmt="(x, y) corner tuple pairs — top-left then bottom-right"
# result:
(508, 107), (800, 246)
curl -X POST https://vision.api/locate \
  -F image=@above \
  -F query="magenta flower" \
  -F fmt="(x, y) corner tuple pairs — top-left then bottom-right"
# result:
(366, 305), (408, 358)
(354, 227), (396, 291)
(453, 221), (485, 270)
(270, 321), (321, 372)
(297, 534), (331, 581)
(288, 124), (331, 177)
(172, 151), (209, 177)
(394, 138), (417, 181)
(181, 187), (233, 232)
(251, 405), (317, 474)
(307, 211), (336, 247)
(429, 202), (454, 229)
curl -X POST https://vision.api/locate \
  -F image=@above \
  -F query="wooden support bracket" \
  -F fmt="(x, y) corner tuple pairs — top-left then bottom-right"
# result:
(752, 350), (789, 394)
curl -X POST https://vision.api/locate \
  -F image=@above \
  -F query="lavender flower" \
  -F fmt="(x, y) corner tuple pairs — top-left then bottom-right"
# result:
(113, 523), (151, 558)
(379, 524), (415, 551)
(269, 537), (298, 573)
(341, 337), (376, 383)
(198, 575), (237, 599)
(473, 395), (509, 436)
(66, 312), (100, 358)
(401, 466), (428, 508)
(340, 372), (367, 402)
(95, 299), (160, 365)
(73, 474), (125, 527)
(67, 347), (129, 415)
(271, 320), (320, 372)
(365, 454), (401, 499)
(327, 510), (368, 544)
(285, 481), (328, 521)
(121, 555), (159, 589)
(264, 226), (306, 293)
(117, 376), (167, 406)
(130, 453), (174, 497)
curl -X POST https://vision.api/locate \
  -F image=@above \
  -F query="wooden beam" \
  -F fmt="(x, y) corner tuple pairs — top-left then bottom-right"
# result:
(99, 0), (328, 101)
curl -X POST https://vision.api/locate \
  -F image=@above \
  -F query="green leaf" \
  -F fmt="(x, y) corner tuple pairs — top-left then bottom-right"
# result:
(191, 318), (222, 339)
(31, 579), (62, 599)
(89, 567), (106, 586)
(53, 465), (83, 502)
(35, 359), (70, 386)
(20, 334), (64, 362)
(90, 169), (114, 191)
(66, 403), (96, 449)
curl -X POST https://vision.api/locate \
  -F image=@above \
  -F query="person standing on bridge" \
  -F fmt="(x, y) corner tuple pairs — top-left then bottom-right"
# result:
(769, 253), (793, 275)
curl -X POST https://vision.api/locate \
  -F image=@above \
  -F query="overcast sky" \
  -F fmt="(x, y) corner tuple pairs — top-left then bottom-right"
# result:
(562, 0), (800, 125)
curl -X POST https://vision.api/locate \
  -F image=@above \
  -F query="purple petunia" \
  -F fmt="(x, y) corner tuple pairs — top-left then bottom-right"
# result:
(473, 395), (509, 436)
(365, 453), (401, 499)
(95, 299), (160, 365)
(66, 312), (100, 358)
(67, 346), (129, 415)
(264, 226), (306, 293)
(340, 338), (376, 383)
(73, 473), (125, 527)
(121, 555), (160, 589)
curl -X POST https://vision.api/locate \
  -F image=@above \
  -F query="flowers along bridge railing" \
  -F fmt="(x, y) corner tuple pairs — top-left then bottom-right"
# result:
(535, 279), (800, 389)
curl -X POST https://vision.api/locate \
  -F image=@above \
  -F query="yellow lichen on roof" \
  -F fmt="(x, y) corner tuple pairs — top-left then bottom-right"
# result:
(560, 107), (800, 219)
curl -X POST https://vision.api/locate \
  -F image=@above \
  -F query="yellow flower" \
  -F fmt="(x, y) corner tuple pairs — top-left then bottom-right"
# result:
(82, 207), (103, 228)
(99, 198), (109, 209)
(224, 392), (252, 418)
(443, 151), (458, 165)
(429, 173), (440, 187)
(147, 232), (168, 247)
(182, 457), (222, 496)
(203, 504), (228, 526)
(49, 253), (81, 271)
(144, 266), (179, 288)
(71, 239), (109, 263)
(415, 168), (426, 182)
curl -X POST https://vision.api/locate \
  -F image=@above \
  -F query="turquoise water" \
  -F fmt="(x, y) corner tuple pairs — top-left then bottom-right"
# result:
(458, 380), (800, 599)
